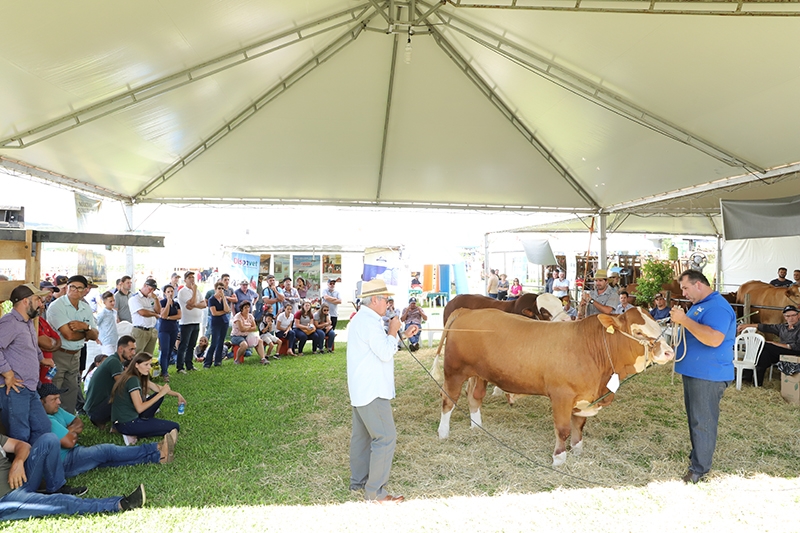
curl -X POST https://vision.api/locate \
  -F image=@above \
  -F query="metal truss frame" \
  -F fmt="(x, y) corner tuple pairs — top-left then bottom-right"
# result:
(420, 19), (600, 209)
(604, 161), (800, 213)
(426, 2), (765, 173)
(0, 3), (374, 149)
(445, 0), (800, 17)
(133, 10), (376, 200)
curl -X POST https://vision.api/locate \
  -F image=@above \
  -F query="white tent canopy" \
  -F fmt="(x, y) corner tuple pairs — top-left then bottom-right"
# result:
(2, 1), (800, 215)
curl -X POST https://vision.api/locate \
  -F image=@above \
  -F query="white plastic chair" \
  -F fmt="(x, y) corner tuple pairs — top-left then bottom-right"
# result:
(733, 329), (765, 390)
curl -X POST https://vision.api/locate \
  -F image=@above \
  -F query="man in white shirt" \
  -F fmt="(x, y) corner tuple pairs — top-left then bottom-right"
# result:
(552, 269), (569, 298)
(47, 275), (98, 414)
(321, 279), (342, 330)
(346, 279), (418, 504)
(176, 272), (205, 374)
(128, 279), (161, 356)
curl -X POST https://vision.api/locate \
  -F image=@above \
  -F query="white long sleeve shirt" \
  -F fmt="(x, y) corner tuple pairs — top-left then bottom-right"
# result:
(346, 306), (399, 407)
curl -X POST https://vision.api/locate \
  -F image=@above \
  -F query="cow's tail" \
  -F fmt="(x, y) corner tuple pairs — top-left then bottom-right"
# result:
(431, 308), (465, 381)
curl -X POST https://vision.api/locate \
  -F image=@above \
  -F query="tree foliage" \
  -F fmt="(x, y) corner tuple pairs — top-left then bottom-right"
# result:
(636, 260), (675, 306)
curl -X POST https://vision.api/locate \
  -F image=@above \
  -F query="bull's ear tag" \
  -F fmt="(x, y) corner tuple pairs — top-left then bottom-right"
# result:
(607, 373), (620, 392)
(606, 325), (615, 334)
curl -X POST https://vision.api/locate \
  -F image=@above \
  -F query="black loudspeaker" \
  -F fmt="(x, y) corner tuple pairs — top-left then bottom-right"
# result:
(0, 206), (24, 228)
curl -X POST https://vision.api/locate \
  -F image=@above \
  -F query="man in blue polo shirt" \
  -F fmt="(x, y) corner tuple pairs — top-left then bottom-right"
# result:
(670, 270), (736, 484)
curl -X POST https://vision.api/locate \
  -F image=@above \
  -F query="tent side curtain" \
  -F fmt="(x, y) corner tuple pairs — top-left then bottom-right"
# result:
(521, 239), (557, 266)
(721, 194), (800, 240)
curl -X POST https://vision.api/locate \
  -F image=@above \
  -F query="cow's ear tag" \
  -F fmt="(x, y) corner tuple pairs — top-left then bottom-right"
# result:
(606, 373), (620, 392)
(606, 325), (615, 334)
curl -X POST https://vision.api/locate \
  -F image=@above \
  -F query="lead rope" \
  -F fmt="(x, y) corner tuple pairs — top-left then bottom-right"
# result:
(670, 322), (688, 384)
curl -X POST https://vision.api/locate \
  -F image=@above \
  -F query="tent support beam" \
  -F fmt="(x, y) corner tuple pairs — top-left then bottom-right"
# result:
(133, 17), (373, 201)
(0, 156), (130, 202)
(605, 162), (800, 213)
(445, 0), (800, 16)
(599, 214), (607, 270)
(0, 2), (376, 149)
(425, 24), (601, 210)
(376, 34), (400, 200)
(428, 3), (764, 172)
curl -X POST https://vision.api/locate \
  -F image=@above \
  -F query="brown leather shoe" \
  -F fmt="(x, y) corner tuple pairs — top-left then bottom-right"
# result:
(682, 470), (705, 484)
(373, 494), (404, 503)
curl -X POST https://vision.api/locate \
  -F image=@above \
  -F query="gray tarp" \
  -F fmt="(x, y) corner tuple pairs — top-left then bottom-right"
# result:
(721, 195), (800, 240)
(521, 239), (557, 266)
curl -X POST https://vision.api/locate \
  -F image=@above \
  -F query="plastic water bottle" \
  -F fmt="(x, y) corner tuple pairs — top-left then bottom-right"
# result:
(178, 402), (185, 415)
(46, 365), (57, 380)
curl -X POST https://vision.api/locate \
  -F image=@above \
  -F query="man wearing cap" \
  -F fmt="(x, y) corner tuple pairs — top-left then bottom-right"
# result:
(578, 269), (618, 319)
(321, 279), (342, 330)
(234, 280), (257, 314)
(128, 279), (161, 356)
(738, 305), (800, 384)
(0, 283), (56, 443)
(176, 272), (205, 374)
(277, 277), (301, 308)
(38, 280), (59, 320)
(671, 269), (736, 484)
(114, 275), (133, 323)
(40, 382), (174, 478)
(650, 293), (671, 320)
(401, 297), (427, 352)
(47, 275), (98, 414)
(261, 274), (285, 317)
(85, 336), (137, 427)
(347, 279), (418, 503)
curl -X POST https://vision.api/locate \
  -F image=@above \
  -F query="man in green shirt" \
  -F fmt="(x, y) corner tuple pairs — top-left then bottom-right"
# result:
(84, 335), (137, 428)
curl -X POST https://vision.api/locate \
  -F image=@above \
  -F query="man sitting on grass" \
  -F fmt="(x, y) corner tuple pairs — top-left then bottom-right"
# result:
(0, 432), (145, 520)
(40, 383), (176, 478)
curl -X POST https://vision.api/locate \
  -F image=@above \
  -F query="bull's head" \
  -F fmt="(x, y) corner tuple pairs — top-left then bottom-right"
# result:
(785, 285), (800, 303)
(597, 308), (674, 371)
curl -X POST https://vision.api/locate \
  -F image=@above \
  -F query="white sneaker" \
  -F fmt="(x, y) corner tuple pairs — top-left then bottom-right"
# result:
(123, 434), (138, 446)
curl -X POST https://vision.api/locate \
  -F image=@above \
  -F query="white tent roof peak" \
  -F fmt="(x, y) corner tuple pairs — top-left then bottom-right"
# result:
(2, 1), (800, 215)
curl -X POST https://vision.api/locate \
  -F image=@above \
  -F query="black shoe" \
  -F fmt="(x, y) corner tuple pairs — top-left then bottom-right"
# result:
(682, 470), (705, 484)
(56, 484), (88, 496)
(120, 484), (146, 511)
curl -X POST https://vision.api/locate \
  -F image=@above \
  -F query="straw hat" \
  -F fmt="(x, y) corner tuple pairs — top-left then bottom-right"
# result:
(594, 269), (609, 280)
(358, 279), (394, 298)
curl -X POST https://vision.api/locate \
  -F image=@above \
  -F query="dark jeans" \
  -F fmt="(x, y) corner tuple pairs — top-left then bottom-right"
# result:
(206, 320), (229, 367)
(113, 394), (179, 438)
(177, 323), (200, 371)
(0, 387), (52, 445)
(158, 327), (179, 377)
(323, 328), (336, 350)
(293, 329), (309, 353)
(755, 344), (800, 382)
(682, 375), (729, 476)
(276, 330), (295, 352)
(63, 443), (160, 478)
(23, 433), (66, 493)
(330, 316), (338, 330)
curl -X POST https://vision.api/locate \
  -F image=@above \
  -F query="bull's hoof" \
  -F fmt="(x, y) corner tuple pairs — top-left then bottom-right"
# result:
(552, 451), (567, 467)
(571, 440), (584, 456)
(438, 427), (450, 440)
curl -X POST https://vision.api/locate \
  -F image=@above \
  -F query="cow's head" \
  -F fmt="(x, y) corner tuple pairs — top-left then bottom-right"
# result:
(785, 284), (800, 303)
(537, 293), (572, 322)
(597, 308), (674, 371)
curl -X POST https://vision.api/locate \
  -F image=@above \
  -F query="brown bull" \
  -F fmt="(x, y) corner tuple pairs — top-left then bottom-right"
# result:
(736, 281), (800, 325)
(437, 307), (674, 466)
(442, 293), (542, 325)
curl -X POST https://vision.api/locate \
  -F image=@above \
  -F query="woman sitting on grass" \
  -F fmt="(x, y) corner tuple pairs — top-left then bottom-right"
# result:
(313, 304), (336, 353)
(110, 352), (182, 446)
(231, 301), (269, 365)
(275, 304), (296, 356)
(294, 301), (324, 354)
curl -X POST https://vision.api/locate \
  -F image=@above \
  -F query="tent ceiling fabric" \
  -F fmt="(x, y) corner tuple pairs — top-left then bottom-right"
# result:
(2, 1), (800, 214)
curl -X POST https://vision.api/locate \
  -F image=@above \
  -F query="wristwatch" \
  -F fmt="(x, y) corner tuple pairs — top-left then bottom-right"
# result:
(589, 299), (595, 305)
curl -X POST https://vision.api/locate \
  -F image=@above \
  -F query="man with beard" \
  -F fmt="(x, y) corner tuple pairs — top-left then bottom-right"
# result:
(0, 283), (56, 443)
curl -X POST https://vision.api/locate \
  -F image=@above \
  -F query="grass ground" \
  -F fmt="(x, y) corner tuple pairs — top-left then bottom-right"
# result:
(9, 341), (800, 532)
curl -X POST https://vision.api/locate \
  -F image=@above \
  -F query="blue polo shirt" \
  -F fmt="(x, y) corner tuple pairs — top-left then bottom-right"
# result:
(675, 291), (736, 382)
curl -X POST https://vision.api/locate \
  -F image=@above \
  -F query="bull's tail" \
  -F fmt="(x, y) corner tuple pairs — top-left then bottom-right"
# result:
(431, 308), (466, 381)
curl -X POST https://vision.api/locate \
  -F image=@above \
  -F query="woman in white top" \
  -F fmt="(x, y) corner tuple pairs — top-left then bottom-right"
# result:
(275, 304), (297, 356)
(231, 301), (269, 365)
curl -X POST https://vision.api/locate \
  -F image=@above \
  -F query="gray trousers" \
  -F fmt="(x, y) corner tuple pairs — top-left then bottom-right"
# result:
(350, 398), (396, 500)
(52, 348), (82, 414)
(683, 375), (729, 475)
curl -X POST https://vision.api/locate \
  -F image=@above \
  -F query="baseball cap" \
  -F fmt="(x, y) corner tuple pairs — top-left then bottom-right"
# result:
(783, 305), (799, 314)
(240, 280), (249, 285)
(84, 276), (99, 288)
(143, 279), (158, 289)
(408, 297), (417, 304)
(67, 275), (89, 288)
(10, 283), (50, 303)
(37, 382), (67, 399)
(54, 275), (69, 286)
(39, 281), (60, 293)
